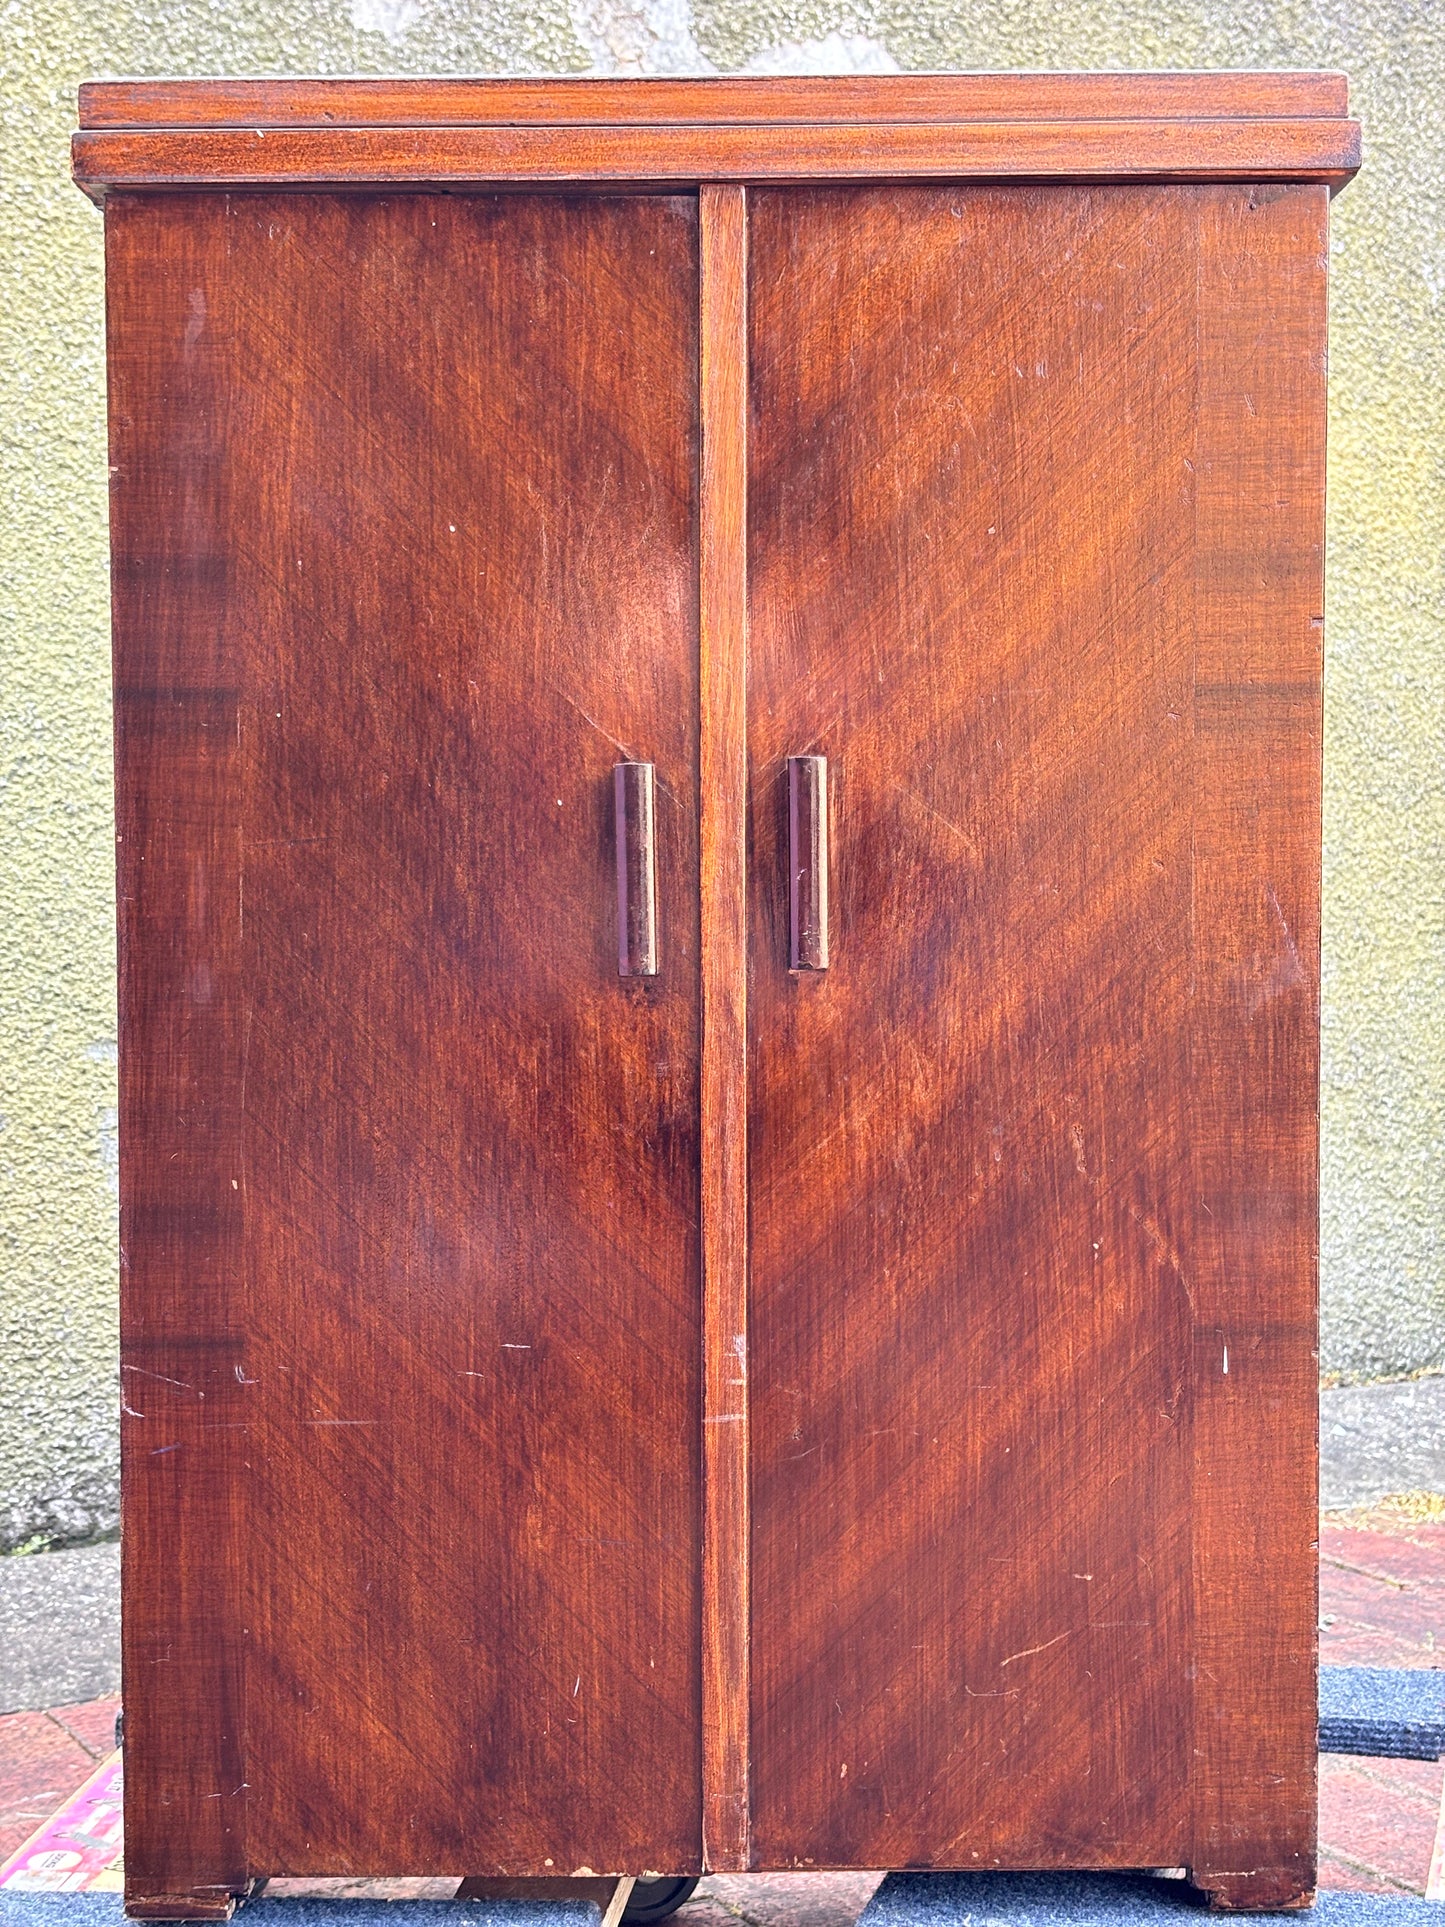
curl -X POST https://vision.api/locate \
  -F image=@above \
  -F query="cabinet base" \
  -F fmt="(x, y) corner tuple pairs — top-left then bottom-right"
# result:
(123, 1880), (252, 1921)
(119, 1867), (1320, 1920)
(1188, 1872), (1315, 1912)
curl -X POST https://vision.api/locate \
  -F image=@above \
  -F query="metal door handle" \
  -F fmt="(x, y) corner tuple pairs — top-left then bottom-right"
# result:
(788, 754), (829, 971)
(615, 762), (658, 977)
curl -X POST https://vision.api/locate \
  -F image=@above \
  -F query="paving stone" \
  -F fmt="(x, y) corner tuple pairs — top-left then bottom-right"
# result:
(1321, 1855), (1394, 1894)
(0, 1712), (95, 1861)
(1320, 1541), (1444, 1667)
(1320, 1380), (1445, 1512)
(676, 1888), (744, 1927)
(1324, 1628), (1442, 1672)
(693, 1872), (882, 1927)
(1321, 1573), (1443, 1653)
(1319, 1755), (1443, 1896)
(1323, 1529), (1445, 1593)
(43, 1701), (119, 1763)
(0, 1549), (120, 1717)
(1349, 1757), (1445, 1802)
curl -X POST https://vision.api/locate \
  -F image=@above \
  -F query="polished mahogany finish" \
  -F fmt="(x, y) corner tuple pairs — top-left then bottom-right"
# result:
(72, 74), (1360, 200)
(106, 189), (703, 1915)
(745, 182), (1323, 1905)
(78, 71), (1351, 128)
(83, 76), (1342, 1921)
(697, 181), (752, 1873)
(72, 116), (1360, 198)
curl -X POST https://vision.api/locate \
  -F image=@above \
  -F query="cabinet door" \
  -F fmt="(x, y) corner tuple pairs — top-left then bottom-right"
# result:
(110, 191), (702, 1907)
(746, 185), (1322, 1902)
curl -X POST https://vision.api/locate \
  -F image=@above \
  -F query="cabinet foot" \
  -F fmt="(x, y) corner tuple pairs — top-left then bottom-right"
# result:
(124, 1878), (253, 1920)
(1188, 1870), (1314, 1912)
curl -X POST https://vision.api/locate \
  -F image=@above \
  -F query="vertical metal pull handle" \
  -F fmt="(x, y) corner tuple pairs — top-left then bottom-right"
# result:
(788, 754), (829, 971)
(615, 761), (658, 977)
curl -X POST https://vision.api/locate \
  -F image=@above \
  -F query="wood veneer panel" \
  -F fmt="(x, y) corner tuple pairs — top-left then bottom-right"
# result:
(79, 72), (1350, 130)
(72, 116), (1360, 202)
(109, 201), (251, 1924)
(698, 181), (751, 1874)
(746, 182), (1317, 1879)
(109, 190), (704, 1898)
(1186, 184), (1325, 1911)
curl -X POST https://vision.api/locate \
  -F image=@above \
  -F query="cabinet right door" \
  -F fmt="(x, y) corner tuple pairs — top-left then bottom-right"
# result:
(745, 184), (1325, 1905)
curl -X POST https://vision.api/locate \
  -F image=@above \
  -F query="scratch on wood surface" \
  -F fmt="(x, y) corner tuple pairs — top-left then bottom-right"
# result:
(999, 1629), (1072, 1667)
(548, 685), (682, 801)
(1247, 880), (1307, 1016)
(1126, 1202), (1189, 1292)
(891, 779), (982, 859)
(548, 684), (633, 762)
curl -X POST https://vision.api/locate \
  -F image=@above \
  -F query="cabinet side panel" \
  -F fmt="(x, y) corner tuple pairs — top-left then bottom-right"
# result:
(109, 190), (704, 1886)
(1187, 184), (1326, 1910)
(108, 195), (251, 1915)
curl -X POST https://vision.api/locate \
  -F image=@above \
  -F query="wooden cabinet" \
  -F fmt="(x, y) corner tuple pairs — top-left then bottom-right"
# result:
(73, 74), (1359, 1922)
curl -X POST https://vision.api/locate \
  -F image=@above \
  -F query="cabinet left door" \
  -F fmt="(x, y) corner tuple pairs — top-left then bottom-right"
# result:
(108, 191), (704, 1915)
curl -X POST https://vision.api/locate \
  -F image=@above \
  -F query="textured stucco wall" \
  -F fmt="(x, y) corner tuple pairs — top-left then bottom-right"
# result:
(2, 0), (1441, 1548)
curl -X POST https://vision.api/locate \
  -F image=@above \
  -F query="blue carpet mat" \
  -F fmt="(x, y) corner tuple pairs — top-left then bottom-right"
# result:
(861, 1873), (1444, 1926)
(1319, 1667), (1445, 1760)
(3, 1876), (1443, 1925)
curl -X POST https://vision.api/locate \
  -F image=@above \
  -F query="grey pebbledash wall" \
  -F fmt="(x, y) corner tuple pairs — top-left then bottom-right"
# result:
(1, 0), (1441, 1549)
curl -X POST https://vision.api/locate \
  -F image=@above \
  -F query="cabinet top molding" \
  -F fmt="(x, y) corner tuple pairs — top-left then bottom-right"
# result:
(73, 73), (1359, 201)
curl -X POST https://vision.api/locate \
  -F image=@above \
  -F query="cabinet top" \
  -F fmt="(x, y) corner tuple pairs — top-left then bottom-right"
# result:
(73, 72), (1359, 201)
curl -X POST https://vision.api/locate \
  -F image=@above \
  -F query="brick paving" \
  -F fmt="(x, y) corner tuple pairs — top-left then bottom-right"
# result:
(1317, 1503), (1444, 1894)
(2, 1514), (1439, 1905)
(0, 1696), (120, 1862)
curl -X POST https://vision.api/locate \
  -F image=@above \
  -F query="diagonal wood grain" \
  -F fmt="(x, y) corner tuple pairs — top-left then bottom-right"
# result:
(746, 183), (1318, 1881)
(108, 191), (704, 1895)
(104, 162), (1331, 1899)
